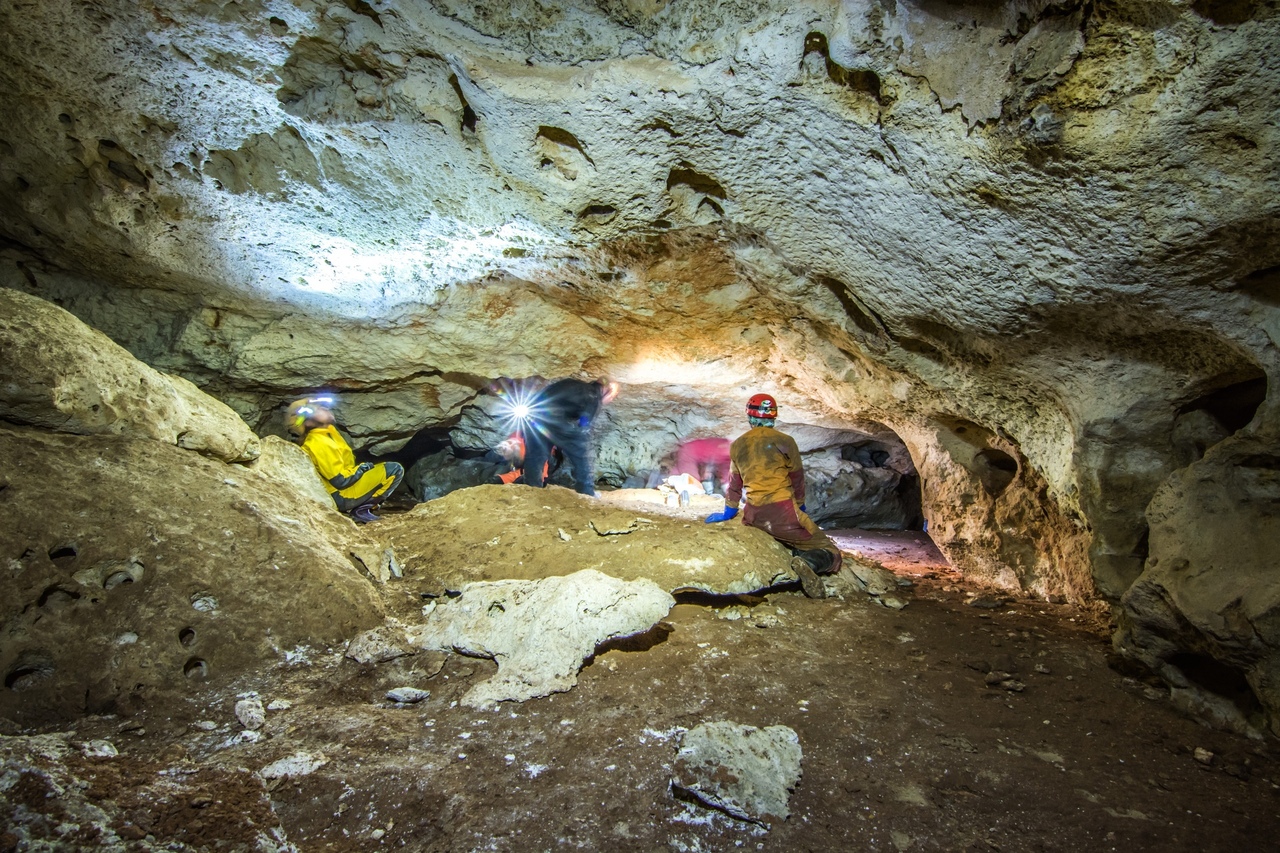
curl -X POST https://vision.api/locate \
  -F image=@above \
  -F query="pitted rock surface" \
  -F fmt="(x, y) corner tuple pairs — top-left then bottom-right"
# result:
(0, 424), (385, 726)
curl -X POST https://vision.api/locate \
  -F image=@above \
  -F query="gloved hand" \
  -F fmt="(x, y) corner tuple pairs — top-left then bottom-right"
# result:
(355, 462), (374, 477)
(704, 506), (739, 524)
(799, 504), (807, 514)
(577, 415), (591, 428)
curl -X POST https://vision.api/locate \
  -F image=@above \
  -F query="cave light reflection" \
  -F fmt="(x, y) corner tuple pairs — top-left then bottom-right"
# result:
(275, 217), (557, 312)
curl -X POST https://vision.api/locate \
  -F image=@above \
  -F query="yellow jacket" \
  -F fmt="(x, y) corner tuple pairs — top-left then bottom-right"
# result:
(724, 425), (807, 508)
(301, 425), (363, 495)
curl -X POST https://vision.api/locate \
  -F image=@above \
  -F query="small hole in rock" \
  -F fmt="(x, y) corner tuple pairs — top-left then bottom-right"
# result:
(974, 448), (1018, 496)
(38, 585), (80, 609)
(179, 627), (197, 647)
(184, 658), (209, 680)
(104, 571), (135, 589)
(48, 544), (78, 565)
(5, 654), (54, 690)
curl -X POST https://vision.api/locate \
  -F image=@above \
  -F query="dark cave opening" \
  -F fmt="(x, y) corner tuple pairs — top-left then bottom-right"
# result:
(1168, 651), (1265, 723)
(1178, 372), (1267, 434)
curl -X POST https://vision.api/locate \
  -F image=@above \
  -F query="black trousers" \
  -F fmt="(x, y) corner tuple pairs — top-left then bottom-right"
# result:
(524, 421), (595, 496)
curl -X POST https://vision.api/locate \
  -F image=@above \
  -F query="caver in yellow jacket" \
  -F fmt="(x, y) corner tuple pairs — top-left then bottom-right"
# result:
(301, 425), (401, 512)
(724, 425), (842, 571)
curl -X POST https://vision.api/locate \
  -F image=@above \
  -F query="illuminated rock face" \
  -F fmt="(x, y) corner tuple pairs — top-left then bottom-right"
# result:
(0, 3), (1277, 726)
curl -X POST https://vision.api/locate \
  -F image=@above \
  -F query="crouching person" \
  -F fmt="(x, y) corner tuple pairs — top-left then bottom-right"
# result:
(287, 397), (403, 523)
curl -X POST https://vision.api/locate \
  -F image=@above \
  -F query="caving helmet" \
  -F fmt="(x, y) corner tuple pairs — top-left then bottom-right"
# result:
(286, 396), (335, 436)
(746, 393), (779, 422)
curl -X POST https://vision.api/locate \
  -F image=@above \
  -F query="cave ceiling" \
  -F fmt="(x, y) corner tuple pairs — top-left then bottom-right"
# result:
(0, 0), (1278, 600)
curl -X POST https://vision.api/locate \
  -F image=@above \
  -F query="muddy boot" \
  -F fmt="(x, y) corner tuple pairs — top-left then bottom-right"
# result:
(351, 504), (381, 524)
(791, 556), (827, 599)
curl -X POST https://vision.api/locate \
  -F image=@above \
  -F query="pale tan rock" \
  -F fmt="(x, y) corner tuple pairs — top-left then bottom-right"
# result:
(0, 289), (259, 463)
(672, 721), (803, 826)
(377, 484), (798, 597)
(1116, 434), (1280, 737)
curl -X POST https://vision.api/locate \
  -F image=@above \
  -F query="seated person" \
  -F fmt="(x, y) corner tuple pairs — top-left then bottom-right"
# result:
(287, 397), (403, 523)
(705, 393), (842, 598)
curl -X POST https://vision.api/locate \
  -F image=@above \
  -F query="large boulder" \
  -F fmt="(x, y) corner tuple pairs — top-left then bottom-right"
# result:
(1116, 435), (1280, 737)
(0, 425), (386, 725)
(0, 289), (259, 463)
(376, 484), (800, 597)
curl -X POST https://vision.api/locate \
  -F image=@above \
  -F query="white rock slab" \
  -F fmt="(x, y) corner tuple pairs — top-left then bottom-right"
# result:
(406, 569), (674, 708)
(260, 751), (329, 780)
(234, 697), (266, 731)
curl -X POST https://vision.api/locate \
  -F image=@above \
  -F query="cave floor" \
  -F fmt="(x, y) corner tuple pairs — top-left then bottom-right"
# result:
(5, 538), (1279, 852)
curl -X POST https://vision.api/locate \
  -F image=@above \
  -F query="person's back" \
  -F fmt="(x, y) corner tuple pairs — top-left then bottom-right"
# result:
(539, 378), (605, 425)
(706, 393), (842, 597)
(727, 427), (801, 507)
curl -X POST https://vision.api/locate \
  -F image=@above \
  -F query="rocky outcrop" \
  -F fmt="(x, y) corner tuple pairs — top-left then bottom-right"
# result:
(406, 569), (674, 708)
(377, 484), (800, 597)
(0, 289), (260, 463)
(0, 423), (387, 726)
(1116, 433), (1280, 738)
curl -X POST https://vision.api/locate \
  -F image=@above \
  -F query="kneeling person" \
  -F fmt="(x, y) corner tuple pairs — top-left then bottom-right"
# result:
(288, 397), (403, 523)
(705, 393), (842, 597)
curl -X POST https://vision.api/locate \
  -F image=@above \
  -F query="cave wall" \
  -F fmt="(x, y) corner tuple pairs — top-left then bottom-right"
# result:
(2, 0), (1279, 726)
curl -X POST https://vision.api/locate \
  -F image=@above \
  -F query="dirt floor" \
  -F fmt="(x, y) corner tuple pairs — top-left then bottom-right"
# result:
(4, 526), (1279, 852)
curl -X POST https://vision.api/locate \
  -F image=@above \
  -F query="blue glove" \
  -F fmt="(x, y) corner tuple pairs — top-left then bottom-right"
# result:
(577, 415), (591, 428)
(799, 504), (807, 514)
(704, 506), (739, 524)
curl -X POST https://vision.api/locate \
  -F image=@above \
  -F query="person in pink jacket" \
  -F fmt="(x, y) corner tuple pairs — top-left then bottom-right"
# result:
(673, 437), (732, 494)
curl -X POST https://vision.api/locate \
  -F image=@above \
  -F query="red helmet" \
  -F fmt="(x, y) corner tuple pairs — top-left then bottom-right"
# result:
(746, 393), (778, 420)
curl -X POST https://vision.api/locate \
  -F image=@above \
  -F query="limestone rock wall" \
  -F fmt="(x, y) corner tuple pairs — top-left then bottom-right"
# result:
(0, 288), (260, 464)
(0, 1), (1278, 728)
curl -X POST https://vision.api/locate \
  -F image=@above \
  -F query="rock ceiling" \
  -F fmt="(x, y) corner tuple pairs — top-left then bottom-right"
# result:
(1, 1), (1279, 729)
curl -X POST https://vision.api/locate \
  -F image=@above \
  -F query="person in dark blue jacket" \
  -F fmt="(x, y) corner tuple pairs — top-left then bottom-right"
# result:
(522, 378), (617, 496)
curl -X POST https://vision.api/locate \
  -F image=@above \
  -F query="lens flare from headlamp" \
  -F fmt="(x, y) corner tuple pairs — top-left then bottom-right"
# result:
(491, 380), (544, 437)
